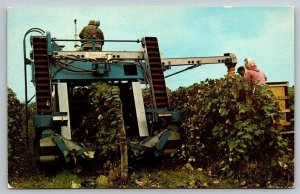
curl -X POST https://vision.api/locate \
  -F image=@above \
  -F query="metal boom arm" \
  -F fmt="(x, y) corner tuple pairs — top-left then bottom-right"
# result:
(162, 53), (237, 78)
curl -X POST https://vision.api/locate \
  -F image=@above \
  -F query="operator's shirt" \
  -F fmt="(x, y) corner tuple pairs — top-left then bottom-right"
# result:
(79, 24), (104, 45)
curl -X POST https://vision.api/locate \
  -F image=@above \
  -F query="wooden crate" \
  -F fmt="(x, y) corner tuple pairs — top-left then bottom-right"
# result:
(266, 82), (292, 128)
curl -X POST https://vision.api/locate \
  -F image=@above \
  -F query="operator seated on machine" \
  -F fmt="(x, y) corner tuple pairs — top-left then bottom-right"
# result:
(79, 20), (104, 51)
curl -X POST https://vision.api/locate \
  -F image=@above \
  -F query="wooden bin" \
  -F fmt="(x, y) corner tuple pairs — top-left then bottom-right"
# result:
(266, 82), (292, 131)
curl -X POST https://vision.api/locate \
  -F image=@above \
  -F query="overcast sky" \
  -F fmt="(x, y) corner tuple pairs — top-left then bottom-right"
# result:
(7, 6), (294, 101)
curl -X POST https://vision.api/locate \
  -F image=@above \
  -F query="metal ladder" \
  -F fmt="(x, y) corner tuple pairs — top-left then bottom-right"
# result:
(32, 37), (52, 115)
(144, 37), (169, 108)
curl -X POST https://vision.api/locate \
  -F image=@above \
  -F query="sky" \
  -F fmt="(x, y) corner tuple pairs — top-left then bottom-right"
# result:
(7, 6), (294, 101)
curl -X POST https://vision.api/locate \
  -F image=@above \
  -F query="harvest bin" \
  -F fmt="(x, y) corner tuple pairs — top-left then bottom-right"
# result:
(266, 81), (293, 133)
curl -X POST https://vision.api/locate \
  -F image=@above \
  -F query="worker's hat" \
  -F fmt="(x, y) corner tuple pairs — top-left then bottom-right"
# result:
(244, 58), (256, 67)
(88, 20), (97, 25)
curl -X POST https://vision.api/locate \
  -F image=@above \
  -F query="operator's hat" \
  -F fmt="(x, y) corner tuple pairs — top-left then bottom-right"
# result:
(88, 20), (96, 25)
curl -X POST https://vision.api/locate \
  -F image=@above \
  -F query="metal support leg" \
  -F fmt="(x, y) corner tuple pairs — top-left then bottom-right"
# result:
(132, 82), (149, 137)
(57, 83), (72, 140)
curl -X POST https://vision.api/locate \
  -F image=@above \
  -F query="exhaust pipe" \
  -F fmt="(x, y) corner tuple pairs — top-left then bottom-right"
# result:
(74, 19), (80, 49)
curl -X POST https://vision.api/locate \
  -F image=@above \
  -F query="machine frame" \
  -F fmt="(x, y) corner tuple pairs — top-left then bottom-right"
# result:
(23, 28), (237, 165)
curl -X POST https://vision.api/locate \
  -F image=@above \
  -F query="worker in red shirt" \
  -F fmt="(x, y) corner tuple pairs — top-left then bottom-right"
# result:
(244, 58), (267, 86)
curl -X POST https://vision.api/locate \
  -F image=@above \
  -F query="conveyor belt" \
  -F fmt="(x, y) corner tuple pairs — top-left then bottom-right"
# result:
(32, 37), (52, 114)
(144, 37), (169, 108)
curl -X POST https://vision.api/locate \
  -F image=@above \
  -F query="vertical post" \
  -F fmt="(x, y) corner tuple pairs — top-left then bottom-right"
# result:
(119, 104), (128, 183)
(23, 39), (29, 147)
(74, 19), (80, 49)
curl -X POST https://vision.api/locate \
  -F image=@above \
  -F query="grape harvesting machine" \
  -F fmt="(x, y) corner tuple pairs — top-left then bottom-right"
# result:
(24, 27), (257, 168)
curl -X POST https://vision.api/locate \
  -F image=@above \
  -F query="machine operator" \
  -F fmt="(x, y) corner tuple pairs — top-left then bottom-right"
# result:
(79, 19), (104, 51)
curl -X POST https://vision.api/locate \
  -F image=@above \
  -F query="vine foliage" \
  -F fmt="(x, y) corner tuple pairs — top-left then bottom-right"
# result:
(89, 82), (128, 182)
(170, 76), (293, 185)
(8, 88), (24, 160)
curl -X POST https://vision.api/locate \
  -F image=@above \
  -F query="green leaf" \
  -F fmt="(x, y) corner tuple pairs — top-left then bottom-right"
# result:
(228, 140), (237, 151)
(111, 121), (117, 126)
(219, 108), (229, 117)
(234, 121), (243, 129)
(244, 125), (253, 132)
(254, 129), (264, 136)
(227, 170), (234, 177)
(242, 134), (252, 140)
(243, 154), (249, 161)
